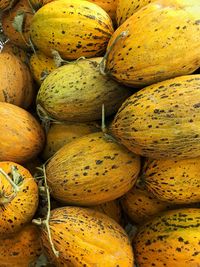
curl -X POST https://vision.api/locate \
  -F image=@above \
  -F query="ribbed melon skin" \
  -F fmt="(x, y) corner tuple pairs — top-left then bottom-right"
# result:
(112, 75), (200, 159)
(30, 0), (114, 59)
(133, 208), (200, 267)
(104, 0), (200, 87)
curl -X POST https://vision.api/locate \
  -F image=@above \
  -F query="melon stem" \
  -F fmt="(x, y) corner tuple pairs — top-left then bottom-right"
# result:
(101, 104), (106, 134)
(42, 163), (59, 257)
(0, 168), (20, 204)
(32, 164), (59, 258)
(99, 30), (129, 76)
(0, 168), (20, 193)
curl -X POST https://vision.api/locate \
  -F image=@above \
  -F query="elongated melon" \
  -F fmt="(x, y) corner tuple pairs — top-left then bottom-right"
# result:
(30, 0), (114, 59)
(133, 208), (200, 267)
(103, 0), (200, 87)
(112, 75), (200, 159)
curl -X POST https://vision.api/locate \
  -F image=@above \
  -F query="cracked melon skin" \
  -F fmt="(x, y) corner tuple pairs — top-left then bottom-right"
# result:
(45, 132), (140, 206)
(30, 0), (114, 60)
(104, 0), (200, 87)
(40, 206), (134, 267)
(111, 74), (200, 159)
(133, 208), (200, 267)
(36, 57), (131, 122)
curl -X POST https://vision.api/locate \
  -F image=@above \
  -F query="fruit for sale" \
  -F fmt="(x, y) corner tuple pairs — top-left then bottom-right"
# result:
(30, 0), (114, 59)
(116, 0), (155, 25)
(111, 75), (200, 159)
(133, 208), (200, 267)
(37, 57), (131, 122)
(0, 224), (42, 267)
(38, 206), (134, 266)
(0, 102), (45, 163)
(0, 162), (38, 237)
(46, 132), (140, 205)
(143, 157), (200, 204)
(102, 0), (200, 87)
(42, 121), (99, 160)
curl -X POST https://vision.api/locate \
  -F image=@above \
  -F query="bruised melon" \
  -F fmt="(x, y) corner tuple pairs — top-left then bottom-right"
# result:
(111, 75), (200, 159)
(46, 132), (140, 205)
(30, 0), (114, 59)
(133, 208), (200, 267)
(103, 0), (200, 87)
(37, 206), (134, 266)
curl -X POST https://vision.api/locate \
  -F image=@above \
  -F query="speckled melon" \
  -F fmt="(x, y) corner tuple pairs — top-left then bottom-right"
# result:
(91, 200), (121, 223)
(1, 42), (28, 64)
(30, 0), (114, 59)
(0, 162), (38, 237)
(143, 157), (200, 204)
(42, 121), (99, 160)
(46, 132), (140, 205)
(1, 47), (34, 109)
(0, 224), (42, 267)
(37, 57), (131, 122)
(0, 52), (34, 108)
(121, 184), (172, 224)
(38, 206), (134, 266)
(88, 0), (117, 21)
(2, 0), (34, 49)
(29, 51), (57, 84)
(116, 0), (155, 25)
(0, 102), (45, 163)
(111, 75), (200, 159)
(102, 0), (200, 87)
(133, 208), (200, 267)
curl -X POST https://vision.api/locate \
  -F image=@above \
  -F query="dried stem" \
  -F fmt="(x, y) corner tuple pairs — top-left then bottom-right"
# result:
(0, 168), (20, 205)
(32, 164), (59, 258)
(99, 30), (129, 76)
(0, 168), (19, 193)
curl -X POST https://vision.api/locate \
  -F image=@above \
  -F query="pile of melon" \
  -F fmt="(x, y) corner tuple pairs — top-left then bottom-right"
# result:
(0, 0), (200, 266)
